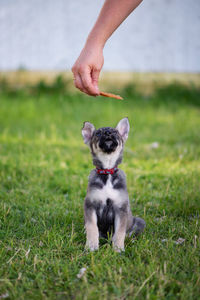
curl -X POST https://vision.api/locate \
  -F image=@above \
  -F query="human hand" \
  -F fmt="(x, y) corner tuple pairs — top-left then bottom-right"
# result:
(72, 44), (104, 96)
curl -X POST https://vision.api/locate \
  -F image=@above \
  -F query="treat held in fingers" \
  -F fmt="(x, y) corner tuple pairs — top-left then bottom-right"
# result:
(100, 92), (123, 100)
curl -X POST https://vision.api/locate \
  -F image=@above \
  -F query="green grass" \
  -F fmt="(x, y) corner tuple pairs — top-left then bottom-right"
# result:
(0, 79), (200, 299)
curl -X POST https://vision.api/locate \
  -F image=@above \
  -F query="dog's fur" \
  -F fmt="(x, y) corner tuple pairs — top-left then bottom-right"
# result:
(82, 118), (145, 251)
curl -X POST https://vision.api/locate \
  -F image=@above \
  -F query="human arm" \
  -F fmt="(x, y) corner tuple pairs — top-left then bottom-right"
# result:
(71, 0), (143, 96)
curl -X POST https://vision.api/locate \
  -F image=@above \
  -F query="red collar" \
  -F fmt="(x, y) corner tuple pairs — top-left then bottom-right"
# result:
(96, 167), (118, 175)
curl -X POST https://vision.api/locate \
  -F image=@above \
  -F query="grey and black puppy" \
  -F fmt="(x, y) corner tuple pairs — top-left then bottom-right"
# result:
(82, 118), (145, 252)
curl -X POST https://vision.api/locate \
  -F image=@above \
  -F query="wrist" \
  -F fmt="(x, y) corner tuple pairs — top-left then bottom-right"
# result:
(85, 32), (106, 50)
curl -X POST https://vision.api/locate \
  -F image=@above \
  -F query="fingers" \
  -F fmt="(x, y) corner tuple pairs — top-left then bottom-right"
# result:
(91, 69), (100, 93)
(73, 73), (88, 94)
(79, 66), (99, 96)
(72, 66), (100, 96)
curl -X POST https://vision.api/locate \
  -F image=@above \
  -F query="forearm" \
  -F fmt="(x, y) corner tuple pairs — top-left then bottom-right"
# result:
(72, 0), (143, 96)
(86, 0), (143, 49)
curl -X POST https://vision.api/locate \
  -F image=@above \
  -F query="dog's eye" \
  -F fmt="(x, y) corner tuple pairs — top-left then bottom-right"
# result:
(96, 132), (101, 137)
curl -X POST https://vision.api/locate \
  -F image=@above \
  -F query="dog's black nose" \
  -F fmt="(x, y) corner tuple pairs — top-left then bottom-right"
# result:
(105, 140), (113, 148)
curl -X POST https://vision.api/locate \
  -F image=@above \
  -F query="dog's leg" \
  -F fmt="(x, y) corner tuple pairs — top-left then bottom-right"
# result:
(85, 209), (99, 251)
(112, 212), (127, 252)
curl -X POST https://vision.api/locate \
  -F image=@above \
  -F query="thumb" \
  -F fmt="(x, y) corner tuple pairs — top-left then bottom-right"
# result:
(91, 69), (100, 94)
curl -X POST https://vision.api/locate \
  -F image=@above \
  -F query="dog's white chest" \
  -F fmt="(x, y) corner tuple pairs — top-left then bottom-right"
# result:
(90, 175), (121, 206)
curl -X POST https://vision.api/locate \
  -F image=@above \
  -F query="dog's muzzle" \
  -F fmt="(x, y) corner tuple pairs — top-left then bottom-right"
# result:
(99, 137), (118, 153)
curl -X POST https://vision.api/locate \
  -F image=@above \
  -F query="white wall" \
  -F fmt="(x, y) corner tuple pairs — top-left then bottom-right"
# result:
(0, 0), (200, 72)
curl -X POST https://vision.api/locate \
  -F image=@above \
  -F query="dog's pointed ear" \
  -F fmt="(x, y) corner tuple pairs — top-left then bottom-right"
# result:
(82, 122), (95, 145)
(116, 118), (130, 142)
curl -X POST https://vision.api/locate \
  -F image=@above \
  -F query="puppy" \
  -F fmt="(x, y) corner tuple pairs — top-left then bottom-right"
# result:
(82, 118), (145, 252)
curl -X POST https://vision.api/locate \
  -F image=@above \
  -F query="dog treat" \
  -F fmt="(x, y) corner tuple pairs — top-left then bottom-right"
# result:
(100, 91), (123, 100)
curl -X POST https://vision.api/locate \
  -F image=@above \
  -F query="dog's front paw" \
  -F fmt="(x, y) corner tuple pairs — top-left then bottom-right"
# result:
(85, 240), (99, 252)
(113, 245), (125, 253)
(112, 235), (125, 253)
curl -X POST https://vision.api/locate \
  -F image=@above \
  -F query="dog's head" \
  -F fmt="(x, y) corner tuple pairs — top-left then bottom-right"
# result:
(82, 118), (130, 168)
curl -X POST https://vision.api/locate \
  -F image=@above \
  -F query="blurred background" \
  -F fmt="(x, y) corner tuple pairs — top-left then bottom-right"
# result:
(0, 0), (200, 90)
(0, 0), (200, 72)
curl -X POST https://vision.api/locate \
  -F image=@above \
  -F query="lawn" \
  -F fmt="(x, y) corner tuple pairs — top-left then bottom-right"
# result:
(0, 78), (200, 299)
